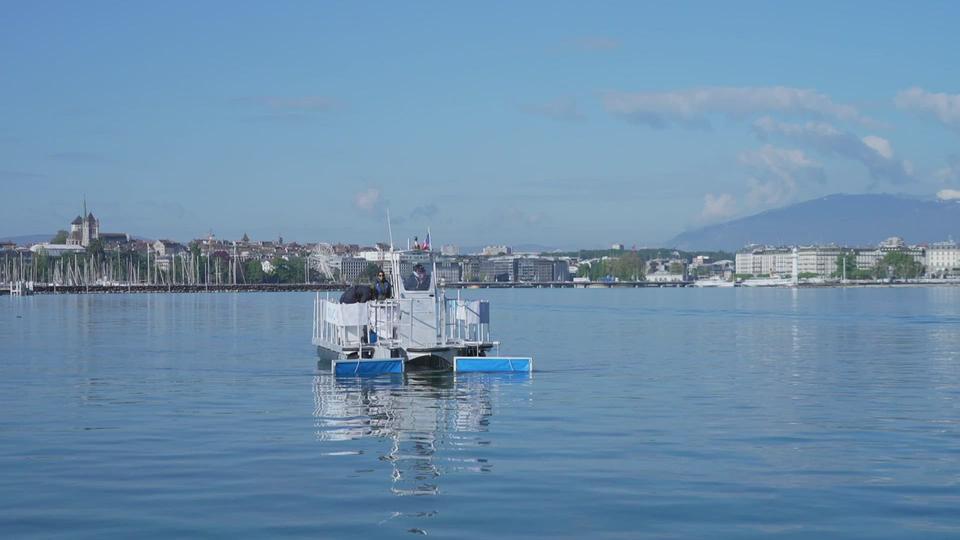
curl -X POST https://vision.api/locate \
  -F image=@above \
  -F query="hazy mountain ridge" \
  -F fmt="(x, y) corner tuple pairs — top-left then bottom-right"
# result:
(670, 194), (960, 251)
(0, 234), (54, 246)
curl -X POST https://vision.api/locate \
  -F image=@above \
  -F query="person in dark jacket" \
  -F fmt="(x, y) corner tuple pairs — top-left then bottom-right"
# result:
(339, 284), (374, 304)
(404, 264), (431, 291)
(373, 270), (392, 300)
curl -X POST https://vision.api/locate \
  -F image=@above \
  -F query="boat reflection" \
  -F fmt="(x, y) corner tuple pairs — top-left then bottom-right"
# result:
(312, 372), (532, 496)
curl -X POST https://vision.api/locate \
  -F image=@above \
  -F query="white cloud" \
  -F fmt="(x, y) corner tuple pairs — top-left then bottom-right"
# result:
(739, 145), (825, 207)
(861, 135), (893, 159)
(895, 87), (960, 130)
(353, 188), (381, 211)
(937, 189), (960, 201)
(700, 193), (738, 222)
(753, 117), (913, 185)
(603, 86), (869, 128)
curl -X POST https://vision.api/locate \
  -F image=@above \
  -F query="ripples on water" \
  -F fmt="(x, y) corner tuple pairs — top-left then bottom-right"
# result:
(1, 288), (959, 538)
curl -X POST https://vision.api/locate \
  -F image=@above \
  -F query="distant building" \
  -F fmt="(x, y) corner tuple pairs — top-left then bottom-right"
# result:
(516, 257), (555, 282)
(340, 257), (368, 283)
(481, 245), (512, 256)
(554, 259), (572, 282)
(153, 240), (186, 257)
(435, 260), (462, 284)
(152, 240), (187, 272)
(796, 246), (842, 277)
(67, 212), (99, 247)
(460, 256), (491, 282)
(99, 233), (130, 246)
(611, 243), (624, 251)
(855, 238), (925, 272)
(648, 257), (688, 278)
(735, 247), (794, 276)
(440, 244), (459, 256)
(29, 243), (86, 257)
(927, 241), (960, 277)
(490, 257), (517, 282)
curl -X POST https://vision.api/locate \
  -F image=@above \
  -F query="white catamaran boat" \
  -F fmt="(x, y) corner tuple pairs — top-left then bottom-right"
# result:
(312, 248), (532, 376)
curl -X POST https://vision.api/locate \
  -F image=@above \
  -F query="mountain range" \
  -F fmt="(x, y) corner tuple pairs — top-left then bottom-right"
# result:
(669, 194), (960, 251)
(0, 234), (53, 246)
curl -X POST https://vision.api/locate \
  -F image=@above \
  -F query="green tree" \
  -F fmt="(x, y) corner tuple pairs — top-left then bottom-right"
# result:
(271, 257), (305, 283)
(876, 251), (923, 280)
(244, 259), (265, 283)
(50, 230), (68, 244)
(86, 238), (105, 258)
(668, 262), (684, 274)
(834, 253), (858, 279)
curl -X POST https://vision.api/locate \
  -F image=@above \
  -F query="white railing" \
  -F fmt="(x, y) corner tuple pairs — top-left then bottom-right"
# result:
(314, 294), (403, 349)
(312, 293), (493, 350)
(444, 299), (490, 344)
(9, 280), (34, 296)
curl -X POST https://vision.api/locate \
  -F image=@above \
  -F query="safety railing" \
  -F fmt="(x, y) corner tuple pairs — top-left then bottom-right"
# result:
(313, 294), (403, 349)
(443, 299), (490, 344)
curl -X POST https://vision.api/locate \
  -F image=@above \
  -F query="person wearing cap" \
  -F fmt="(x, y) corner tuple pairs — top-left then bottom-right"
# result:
(404, 263), (431, 291)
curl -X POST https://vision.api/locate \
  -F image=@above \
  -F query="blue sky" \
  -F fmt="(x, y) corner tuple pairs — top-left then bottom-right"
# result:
(3, 1), (960, 248)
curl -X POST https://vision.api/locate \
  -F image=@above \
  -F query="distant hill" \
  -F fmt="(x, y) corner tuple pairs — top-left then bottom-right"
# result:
(0, 234), (53, 246)
(669, 194), (960, 251)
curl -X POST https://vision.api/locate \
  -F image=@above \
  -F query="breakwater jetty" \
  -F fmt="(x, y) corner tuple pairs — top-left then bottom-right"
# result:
(2, 281), (688, 296)
(5, 280), (956, 296)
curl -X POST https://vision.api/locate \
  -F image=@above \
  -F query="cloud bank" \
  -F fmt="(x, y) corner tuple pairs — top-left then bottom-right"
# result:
(739, 145), (825, 207)
(353, 188), (381, 211)
(895, 87), (960, 130)
(603, 86), (869, 128)
(753, 117), (913, 185)
(700, 193), (738, 222)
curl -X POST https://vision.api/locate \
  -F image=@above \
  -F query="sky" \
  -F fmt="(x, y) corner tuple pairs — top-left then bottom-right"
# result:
(2, 1), (960, 248)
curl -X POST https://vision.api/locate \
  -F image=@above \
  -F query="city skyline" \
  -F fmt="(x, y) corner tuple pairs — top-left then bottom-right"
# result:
(3, 2), (960, 246)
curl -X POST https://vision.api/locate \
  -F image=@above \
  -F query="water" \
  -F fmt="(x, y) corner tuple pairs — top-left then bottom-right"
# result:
(2, 288), (959, 538)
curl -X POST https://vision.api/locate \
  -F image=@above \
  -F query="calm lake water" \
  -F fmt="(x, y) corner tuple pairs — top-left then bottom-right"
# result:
(2, 288), (959, 538)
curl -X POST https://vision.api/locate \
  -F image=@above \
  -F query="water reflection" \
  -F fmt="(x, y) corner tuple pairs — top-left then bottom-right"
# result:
(312, 372), (531, 496)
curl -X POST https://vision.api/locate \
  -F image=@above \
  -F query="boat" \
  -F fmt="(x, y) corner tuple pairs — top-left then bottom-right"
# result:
(739, 276), (795, 287)
(693, 276), (736, 288)
(312, 248), (532, 376)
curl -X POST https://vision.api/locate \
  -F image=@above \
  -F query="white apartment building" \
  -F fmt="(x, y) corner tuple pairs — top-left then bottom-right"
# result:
(926, 241), (960, 276)
(481, 245), (512, 256)
(735, 247), (794, 276)
(796, 246), (841, 277)
(855, 237), (925, 272)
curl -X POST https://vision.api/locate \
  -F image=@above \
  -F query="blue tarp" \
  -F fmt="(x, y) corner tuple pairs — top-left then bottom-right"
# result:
(454, 357), (532, 373)
(333, 359), (404, 376)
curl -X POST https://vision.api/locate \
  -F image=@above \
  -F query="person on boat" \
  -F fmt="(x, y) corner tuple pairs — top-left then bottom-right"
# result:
(373, 270), (392, 300)
(339, 284), (374, 304)
(404, 264), (431, 291)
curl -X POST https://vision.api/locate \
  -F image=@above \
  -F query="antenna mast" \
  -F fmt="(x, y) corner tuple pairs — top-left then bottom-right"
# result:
(387, 208), (394, 252)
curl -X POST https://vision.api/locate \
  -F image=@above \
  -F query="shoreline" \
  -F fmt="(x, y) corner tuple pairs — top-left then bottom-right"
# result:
(4, 280), (960, 296)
